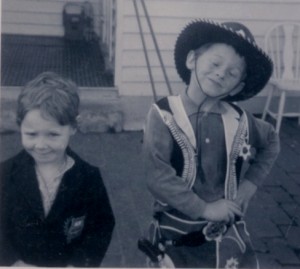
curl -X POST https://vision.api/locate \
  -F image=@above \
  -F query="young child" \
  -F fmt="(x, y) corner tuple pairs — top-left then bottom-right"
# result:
(0, 72), (115, 267)
(143, 20), (280, 268)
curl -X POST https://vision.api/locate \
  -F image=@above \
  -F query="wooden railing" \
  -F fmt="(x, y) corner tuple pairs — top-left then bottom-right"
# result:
(133, 0), (173, 101)
(99, 0), (116, 70)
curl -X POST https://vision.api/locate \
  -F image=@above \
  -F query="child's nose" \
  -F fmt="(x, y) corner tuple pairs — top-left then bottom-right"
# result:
(35, 136), (48, 148)
(216, 67), (226, 79)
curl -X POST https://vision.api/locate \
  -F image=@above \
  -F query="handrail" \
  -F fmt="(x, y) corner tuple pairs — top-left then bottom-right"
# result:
(140, 0), (173, 96)
(133, 0), (158, 101)
(133, 0), (173, 102)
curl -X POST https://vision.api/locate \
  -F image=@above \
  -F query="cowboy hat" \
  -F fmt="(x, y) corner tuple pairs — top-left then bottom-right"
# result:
(174, 19), (273, 101)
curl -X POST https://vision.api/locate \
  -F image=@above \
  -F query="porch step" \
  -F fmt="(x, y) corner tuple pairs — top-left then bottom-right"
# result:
(0, 86), (123, 133)
(0, 86), (119, 100)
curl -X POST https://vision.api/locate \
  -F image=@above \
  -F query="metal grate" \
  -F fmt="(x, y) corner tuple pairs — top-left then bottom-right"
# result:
(1, 34), (114, 87)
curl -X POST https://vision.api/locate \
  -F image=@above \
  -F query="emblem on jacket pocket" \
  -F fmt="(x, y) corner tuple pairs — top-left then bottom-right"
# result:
(239, 141), (251, 161)
(64, 215), (86, 243)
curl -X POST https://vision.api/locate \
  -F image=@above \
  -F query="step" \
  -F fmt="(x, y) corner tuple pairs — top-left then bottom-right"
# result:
(0, 86), (124, 133)
(0, 86), (119, 101)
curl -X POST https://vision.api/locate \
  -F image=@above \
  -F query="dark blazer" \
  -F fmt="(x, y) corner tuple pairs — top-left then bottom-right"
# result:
(0, 148), (115, 267)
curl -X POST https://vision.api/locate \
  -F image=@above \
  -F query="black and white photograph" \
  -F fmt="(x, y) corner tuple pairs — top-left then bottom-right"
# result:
(1, 0), (300, 268)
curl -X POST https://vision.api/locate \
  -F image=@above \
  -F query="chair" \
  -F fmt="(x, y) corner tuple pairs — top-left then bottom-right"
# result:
(262, 22), (300, 133)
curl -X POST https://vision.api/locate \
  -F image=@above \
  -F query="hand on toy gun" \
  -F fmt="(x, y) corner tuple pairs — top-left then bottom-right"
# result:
(203, 199), (243, 224)
(138, 238), (175, 268)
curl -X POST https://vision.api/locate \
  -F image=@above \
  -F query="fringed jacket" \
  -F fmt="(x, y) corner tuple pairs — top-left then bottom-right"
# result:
(143, 94), (280, 236)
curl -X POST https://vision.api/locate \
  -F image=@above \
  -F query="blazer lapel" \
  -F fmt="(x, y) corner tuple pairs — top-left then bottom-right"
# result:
(14, 153), (45, 218)
(46, 160), (83, 222)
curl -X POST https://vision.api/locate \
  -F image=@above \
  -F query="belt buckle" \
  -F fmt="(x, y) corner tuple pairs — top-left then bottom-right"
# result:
(203, 222), (227, 241)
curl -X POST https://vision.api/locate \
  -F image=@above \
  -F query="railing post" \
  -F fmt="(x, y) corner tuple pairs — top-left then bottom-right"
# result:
(133, 0), (173, 101)
(140, 0), (173, 96)
(133, 0), (158, 101)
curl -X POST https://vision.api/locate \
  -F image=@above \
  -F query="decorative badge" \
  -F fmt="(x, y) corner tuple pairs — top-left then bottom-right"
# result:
(225, 257), (239, 269)
(64, 215), (86, 244)
(239, 141), (251, 161)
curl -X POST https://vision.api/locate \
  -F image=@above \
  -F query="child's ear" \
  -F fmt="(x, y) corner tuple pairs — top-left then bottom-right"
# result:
(230, 82), (245, 96)
(186, 50), (196, 70)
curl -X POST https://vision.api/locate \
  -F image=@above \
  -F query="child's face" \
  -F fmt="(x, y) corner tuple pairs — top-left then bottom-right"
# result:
(190, 43), (246, 98)
(20, 109), (76, 165)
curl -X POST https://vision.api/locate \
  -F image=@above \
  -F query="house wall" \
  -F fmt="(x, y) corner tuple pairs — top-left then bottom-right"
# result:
(114, 0), (300, 130)
(1, 0), (103, 37)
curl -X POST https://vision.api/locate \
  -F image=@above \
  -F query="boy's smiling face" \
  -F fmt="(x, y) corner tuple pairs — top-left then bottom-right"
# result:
(20, 109), (76, 166)
(188, 43), (246, 98)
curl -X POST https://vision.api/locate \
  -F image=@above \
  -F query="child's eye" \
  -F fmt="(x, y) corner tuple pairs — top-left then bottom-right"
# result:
(25, 132), (36, 137)
(210, 58), (221, 67)
(229, 70), (241, 78)
(48, 132), (60, 137)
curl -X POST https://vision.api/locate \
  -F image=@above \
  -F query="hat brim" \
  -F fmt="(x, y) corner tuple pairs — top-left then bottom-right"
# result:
(174, 20), (273, 101)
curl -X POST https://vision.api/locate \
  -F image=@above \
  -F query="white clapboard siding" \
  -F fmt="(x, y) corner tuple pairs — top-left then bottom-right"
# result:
(1, 0), (102, 36)
(122, 50), (175, 67)
(123, 1), (300, 21)
(122, 67), (180, 83)
(122, 81), (184, 96)
(115, 0), (300, 97)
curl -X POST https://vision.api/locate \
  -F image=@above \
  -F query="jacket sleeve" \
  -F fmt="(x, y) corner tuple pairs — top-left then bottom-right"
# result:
(243, 116), (280, 186)
(69, 168), (115, 267)
(143, 105), (207, 220)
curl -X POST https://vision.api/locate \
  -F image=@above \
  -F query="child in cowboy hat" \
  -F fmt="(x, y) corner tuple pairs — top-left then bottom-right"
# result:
(143, 19), (280, 268)
(0, 72), (115, 267)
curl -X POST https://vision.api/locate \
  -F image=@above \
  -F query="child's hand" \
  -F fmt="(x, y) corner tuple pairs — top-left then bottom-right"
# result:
(235, 180), (257, 214)
(202, 199), (243, 223)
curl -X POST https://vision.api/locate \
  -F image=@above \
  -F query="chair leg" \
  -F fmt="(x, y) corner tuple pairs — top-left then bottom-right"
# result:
(262, 86), (274, 120)
(276, 91), (286, 133)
